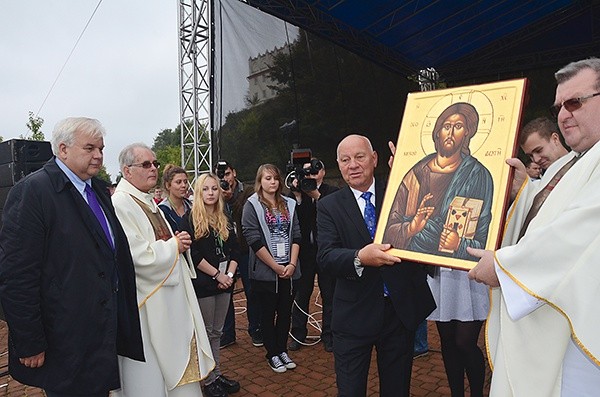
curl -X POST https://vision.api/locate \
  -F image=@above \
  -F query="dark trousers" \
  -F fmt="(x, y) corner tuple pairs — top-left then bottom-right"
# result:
(221, 253), (262, 344)
(253, 278), (293, 358)
(334, 299), (415, 397)
(291, 246), (335, 343)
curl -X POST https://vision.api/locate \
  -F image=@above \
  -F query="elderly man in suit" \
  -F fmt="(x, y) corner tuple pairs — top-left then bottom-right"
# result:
(317, 134), (435, 397)
(0, 117), (144, 396)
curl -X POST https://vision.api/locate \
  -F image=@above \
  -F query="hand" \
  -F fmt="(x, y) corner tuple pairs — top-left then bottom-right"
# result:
(467, 247), (500, 287)
(407, 194), (434, 236)
(439, 225), (460, 251)
(217, 273), (234, 289)
(174, 231), (192, 253)
(305, 189), (321, 201)
(357, 243), (400, 267)
(20, 352), (45, 368)
(387, 141), (396, 169)
(279, 264), (296, 279)
(506, 158), (528, 201)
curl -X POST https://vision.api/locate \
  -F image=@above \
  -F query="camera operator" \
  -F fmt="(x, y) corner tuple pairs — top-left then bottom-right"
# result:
(217, 161), (263, 349)
(288, 158), (338, 352)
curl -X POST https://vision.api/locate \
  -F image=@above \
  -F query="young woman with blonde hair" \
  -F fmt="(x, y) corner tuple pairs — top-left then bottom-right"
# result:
(178, 173), (241, 397)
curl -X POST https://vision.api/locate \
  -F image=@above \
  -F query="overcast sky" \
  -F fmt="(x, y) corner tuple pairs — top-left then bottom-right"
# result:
(1, 0), (296, 179)
(1, 0), (185, 178)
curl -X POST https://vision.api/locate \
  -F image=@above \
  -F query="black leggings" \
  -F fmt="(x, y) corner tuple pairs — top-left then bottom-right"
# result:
(436, 320), (485, 397)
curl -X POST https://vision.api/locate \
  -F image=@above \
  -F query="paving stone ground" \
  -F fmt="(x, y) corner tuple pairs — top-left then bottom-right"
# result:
(0, 280), (491, 396)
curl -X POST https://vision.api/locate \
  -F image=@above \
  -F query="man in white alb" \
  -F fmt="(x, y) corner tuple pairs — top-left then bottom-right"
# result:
(468, 58), (600, 396)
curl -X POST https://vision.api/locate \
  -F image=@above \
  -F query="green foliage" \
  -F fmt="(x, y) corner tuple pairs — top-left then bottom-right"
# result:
(25, 111), (45, 141)
(219, 31), (411, 180)
(96, 165), (112, 184)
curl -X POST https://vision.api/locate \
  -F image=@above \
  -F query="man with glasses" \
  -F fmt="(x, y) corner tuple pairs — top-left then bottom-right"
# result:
(469, 58), (600, 396)
(111, 143), (215, 396)
(0, 117), (144, 396)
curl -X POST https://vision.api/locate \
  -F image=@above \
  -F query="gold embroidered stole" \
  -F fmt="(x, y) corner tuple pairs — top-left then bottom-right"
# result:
(130, 195), (202, 386)
(517, 155), (579, 240)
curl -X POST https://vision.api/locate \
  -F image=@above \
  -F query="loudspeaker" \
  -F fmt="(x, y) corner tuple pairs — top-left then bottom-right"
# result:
(0, 139), (52, 165)
(0, 162), (46, 187)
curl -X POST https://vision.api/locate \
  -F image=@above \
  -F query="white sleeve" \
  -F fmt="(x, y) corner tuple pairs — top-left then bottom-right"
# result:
(495, 261), (545, 320)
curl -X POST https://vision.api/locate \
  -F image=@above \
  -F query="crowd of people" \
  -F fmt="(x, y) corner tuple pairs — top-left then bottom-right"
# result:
(0, 57), (599, 397)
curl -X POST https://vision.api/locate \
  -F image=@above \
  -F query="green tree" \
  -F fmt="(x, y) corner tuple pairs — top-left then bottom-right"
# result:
(26, 111), (45, 141)
(96, 165), (112, 184)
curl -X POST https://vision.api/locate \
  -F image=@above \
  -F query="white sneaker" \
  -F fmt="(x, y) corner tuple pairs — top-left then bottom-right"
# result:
(268, 355), (287, 373)
(279, 352), (297, 369)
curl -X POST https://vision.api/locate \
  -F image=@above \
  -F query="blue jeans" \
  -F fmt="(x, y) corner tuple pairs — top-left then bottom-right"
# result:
(414, 320), (428, 353)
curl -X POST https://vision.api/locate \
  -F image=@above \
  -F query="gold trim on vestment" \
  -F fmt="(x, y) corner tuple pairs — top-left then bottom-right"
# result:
(129, 195), (181, 309)
(501, 178), (528, 240)
(176, 334), (203, 386)
(494, 252), (600, 367)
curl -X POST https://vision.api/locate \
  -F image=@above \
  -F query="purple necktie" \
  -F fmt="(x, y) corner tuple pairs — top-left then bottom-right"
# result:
(85, 184), (114, 250)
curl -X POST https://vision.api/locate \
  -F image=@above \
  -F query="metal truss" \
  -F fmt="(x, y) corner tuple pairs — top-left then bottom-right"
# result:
(178, 0), (213, 183)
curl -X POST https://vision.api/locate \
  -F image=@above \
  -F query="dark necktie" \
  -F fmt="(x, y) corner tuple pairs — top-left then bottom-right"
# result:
(518, 155), (579, 240)
(361, 191), (389, 296)
(85, 184), (114, 250)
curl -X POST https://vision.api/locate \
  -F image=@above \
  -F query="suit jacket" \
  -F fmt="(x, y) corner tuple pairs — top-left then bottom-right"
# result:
(293, 182), (339, 250)
(0, 158), (144, 394)
(317, 178), (435, 337)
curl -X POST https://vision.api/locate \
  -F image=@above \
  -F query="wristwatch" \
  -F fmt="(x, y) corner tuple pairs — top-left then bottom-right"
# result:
(353, 250), (362, 267)
(226, 271), (234, 278)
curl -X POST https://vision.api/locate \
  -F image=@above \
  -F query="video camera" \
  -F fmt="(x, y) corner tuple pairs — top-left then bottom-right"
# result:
(215, 160), (231, 191)
(285, 149), (323, 192)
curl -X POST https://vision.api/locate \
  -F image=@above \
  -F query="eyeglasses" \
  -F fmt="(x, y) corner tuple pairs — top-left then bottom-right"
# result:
(128, 160), (161, 169)
(550, 92), (600, 118)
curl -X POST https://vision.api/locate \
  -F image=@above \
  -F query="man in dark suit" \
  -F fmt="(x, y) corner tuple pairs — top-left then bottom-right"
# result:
(288, 159), (338, 352)
(0, 117), (144, 396)
(317, 134), (435, 397)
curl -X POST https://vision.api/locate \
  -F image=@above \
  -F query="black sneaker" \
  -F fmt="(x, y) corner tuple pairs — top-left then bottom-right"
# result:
(251, 334), (263, 347)
(268, 355), (286, 373)
(204, 380), (228, 397)
(220, 338), (236, 349)
(216, 374), (240, 394)
(278, 352), (297, 369)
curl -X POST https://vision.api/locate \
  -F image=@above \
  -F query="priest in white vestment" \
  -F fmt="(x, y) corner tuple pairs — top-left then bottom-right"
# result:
(112, 143), (214, 396)
(468, 59), (600, 396)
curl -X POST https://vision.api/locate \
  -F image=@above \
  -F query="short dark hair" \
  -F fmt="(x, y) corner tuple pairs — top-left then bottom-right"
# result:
(519, 117), (558, 146)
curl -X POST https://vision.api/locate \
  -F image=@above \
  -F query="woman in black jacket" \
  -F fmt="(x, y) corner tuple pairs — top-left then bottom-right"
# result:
(179, 173), (240, 397)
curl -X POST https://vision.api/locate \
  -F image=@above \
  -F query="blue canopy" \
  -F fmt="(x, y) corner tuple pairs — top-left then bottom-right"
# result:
(244, 0), (599, 81)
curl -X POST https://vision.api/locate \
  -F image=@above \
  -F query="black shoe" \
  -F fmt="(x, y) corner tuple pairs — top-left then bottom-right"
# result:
(324, 340), (333, 353)
(288, 339), (301, 351)
(220, 338), (236, 349)
(204, 380), (228, 397)
(251, 334), (263, 347)
(216, 374), (240, 394)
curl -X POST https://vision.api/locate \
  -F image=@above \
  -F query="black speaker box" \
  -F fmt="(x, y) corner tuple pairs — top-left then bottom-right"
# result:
(0, 162), (46, 187)
(0, 139), (52, 165)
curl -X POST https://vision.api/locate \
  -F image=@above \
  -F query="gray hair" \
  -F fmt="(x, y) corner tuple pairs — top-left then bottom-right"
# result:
(555, 58), (600, 90)
(118, 143), (154, 172)
(51, 117), (105, 155)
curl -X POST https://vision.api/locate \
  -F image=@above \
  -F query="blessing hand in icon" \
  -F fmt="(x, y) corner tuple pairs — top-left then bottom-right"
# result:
(407, 193), (434, 237)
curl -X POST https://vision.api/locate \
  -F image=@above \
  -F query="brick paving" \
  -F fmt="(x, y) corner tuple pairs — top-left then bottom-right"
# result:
(0, 281), (491, 396)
